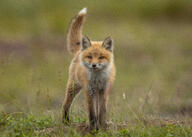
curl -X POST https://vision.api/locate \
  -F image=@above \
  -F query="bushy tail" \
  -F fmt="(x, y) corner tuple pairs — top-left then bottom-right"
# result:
(67, 8), (87, 54)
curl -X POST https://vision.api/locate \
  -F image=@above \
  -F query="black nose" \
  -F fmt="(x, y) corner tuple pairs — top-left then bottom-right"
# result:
(92, 64), (96, 68)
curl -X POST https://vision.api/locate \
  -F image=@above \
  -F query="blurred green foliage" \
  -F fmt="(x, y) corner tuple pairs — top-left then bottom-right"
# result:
(0, 0), (192, 38)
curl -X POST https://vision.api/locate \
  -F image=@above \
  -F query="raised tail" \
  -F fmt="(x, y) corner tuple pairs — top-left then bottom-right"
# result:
(67, 8), (87, 54)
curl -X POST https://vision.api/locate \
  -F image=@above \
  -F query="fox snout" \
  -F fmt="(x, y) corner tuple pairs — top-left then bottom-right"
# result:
(89, 63), (100, 70)
(91, 63), (102, 70)
(82, 61), (107, 71)
(92, 64), (97, 68)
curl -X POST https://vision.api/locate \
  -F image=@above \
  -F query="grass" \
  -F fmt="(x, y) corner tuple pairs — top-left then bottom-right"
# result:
(0, 112), (192, 136)
(0, 112), (56, 136)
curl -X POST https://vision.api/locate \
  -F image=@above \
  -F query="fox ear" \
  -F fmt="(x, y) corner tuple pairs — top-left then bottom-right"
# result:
(102, 36), (113, 52)
(82, 36), (91, 50)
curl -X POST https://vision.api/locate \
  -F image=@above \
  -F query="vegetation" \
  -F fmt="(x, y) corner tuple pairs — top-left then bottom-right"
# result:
(0, 112), (192, 136)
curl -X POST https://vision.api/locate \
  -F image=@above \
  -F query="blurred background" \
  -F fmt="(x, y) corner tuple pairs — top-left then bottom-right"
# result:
(0, 0), (192, 122)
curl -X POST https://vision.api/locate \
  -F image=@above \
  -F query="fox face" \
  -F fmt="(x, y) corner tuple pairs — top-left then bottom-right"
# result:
(80, 36), (113, 71)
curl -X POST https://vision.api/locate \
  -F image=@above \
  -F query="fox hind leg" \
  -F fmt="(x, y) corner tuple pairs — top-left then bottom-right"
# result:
(62, 81), (81, 124)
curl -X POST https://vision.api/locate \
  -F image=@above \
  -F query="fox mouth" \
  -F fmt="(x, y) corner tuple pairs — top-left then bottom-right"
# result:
(91, 67), (99, 70)
(89, 67), (101, 71)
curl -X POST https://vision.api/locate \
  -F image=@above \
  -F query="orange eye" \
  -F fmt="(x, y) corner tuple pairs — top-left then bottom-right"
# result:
(99, 56), (105, 59)
(87, 56), (92, 59)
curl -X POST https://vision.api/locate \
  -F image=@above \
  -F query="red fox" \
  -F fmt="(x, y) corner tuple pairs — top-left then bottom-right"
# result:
(62, 8), (116, 130)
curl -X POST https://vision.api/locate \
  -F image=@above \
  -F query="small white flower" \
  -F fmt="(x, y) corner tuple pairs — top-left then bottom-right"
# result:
(123, 93), (126, 100)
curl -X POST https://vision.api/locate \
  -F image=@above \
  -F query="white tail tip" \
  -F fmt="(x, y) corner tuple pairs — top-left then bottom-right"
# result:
(78, 7), (87, 15)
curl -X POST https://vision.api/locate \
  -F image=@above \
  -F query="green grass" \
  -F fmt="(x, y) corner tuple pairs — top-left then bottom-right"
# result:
(0, 112), (191, 136)
(0, 113), (56, 136)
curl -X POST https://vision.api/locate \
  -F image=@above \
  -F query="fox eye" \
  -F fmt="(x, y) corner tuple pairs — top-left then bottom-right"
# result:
(87, 56), (92, 59)
(99, 56), (105, 59)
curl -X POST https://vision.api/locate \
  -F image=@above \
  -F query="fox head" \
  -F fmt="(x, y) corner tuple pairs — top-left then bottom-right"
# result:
(80, 36), (114, 71)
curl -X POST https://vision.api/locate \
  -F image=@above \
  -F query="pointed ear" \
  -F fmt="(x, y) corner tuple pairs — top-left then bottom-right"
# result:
(82, 36), (91, 50)
(102, 36), (113, 52)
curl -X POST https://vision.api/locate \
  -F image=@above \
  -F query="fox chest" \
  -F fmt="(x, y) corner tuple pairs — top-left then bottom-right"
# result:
(87, 71), (109, 96)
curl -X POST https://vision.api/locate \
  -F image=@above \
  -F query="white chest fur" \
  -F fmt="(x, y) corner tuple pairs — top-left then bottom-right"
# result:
(87, 69), (110, 96)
